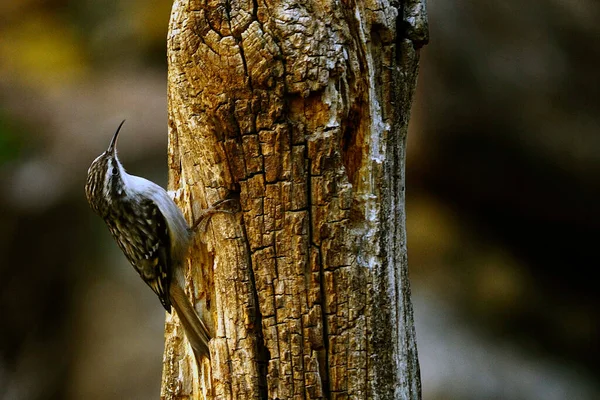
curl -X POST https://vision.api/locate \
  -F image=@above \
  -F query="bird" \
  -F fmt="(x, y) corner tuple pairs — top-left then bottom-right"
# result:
(85, 120), (217, 362)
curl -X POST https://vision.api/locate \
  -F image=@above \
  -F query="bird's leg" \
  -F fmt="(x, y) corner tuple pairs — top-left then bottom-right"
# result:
(191, 198), (237, 232)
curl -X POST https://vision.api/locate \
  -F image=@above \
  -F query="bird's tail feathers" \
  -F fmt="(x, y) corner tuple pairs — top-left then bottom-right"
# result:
(169, 283), (211, 361)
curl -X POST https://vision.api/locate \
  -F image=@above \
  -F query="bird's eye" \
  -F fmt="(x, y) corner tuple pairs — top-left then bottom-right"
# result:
(112, 166), (118, 175)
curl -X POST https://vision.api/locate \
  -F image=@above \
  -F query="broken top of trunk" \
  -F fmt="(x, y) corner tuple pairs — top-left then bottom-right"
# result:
(162, 0), (428, 399)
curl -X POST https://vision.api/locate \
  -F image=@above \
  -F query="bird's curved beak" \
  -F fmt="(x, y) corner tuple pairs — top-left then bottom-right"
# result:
(107, 120), (126, 155)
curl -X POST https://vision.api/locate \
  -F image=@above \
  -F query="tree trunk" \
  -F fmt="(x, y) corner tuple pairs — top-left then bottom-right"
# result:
(161, 0), (428, 399)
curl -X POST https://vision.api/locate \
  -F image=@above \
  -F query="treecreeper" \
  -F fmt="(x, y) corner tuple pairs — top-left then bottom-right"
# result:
(85, 120), (232, 364)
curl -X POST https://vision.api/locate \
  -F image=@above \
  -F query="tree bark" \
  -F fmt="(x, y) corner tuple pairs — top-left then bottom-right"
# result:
(161, 0), (428, 399)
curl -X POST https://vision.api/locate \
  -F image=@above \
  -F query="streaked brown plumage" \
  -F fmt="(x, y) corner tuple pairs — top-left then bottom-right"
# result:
(85, 120), (211, 360)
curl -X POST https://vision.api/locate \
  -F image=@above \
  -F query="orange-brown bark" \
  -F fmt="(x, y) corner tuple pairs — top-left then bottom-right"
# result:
(162, 1), (428, 399)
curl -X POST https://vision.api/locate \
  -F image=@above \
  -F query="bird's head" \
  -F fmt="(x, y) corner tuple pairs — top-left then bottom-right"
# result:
(85, 120), (126, 214)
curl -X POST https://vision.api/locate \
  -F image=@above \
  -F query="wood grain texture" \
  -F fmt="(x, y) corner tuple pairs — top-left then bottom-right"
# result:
(162, 0), (428, 399)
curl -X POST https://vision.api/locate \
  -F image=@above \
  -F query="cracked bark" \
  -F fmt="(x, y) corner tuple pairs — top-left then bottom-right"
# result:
(161, 0), (428, 399)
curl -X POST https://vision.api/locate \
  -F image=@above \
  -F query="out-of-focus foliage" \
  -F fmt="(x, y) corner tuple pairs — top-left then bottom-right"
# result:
(0, 1), (173, 399)
(0, 113), (26, 163)
(0, 12), (88, 88)
(407, 0), (600, 398)
(0, 0), (173, 88)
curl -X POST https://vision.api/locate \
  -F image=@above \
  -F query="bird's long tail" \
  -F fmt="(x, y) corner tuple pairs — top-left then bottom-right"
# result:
(169, 282), (211, 361)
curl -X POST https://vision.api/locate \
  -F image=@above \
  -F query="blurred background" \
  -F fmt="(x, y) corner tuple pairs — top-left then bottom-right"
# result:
(0, 0), (597, 399)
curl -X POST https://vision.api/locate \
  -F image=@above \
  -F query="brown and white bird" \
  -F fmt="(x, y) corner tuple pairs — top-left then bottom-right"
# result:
(85, 120), (211, 361)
